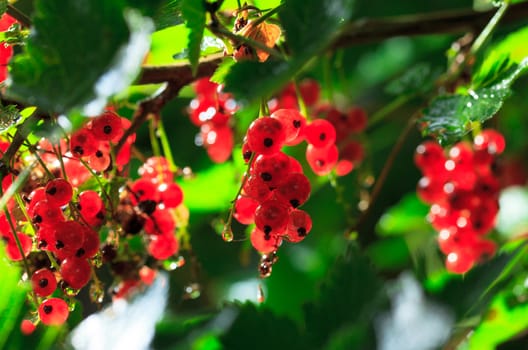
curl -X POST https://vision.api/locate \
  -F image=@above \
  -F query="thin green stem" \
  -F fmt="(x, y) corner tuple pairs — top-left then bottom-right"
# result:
(367, 94), (415, 131)
(293, 81), (310, 120)
(149, 118), (161, 157)
(78, 158), (114, 214)
(157, 116), (178, 172)
(470, 1), (510, 56)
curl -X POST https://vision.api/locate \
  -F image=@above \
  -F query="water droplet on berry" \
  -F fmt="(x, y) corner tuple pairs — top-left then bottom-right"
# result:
(89, 283), (104, 304)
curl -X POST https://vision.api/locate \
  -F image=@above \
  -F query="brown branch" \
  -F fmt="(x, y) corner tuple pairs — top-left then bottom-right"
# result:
(333, 2), (528, 48)
(137, 53), (224, 85)
(115, 54), (224, 153)
(6, 5), (31, 28)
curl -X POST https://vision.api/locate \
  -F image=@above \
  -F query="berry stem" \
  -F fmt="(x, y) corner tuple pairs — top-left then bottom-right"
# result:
(293, 80), (310, 120)
(353, 114), (418, 246)
(78, 158), (115, 215)
(222, 152), (256, 240)
(149, 117), (161, 157)
(367, 94), (415, 131)
(156, 115), (179, 173)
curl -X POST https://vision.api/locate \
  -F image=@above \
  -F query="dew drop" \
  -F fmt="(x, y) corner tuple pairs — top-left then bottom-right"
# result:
(222, 227), (234, 242)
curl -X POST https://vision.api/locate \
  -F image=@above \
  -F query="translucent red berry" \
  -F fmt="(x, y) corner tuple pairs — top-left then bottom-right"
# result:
(91, 110), (123, 141)
(250, 227), (282, 254)
(45, 178), (73, 207)
(158, 183), (184, 208)
(31, 268), (57, 297)
(78, 190), (103, 218)
(70, 128), (98, 157)
(254, 199), (290, 236)
(251, 152), (291, 188)
(286, 209), (313, 243)
(246, 117), (286, 155)
(20, 320), (36, 335)
(60, 257), (91, 289)
(304, 119), (336, 149)
(271, 109), (306, 146)
(148, 233), (179, 260)
(275, 173), (311, 208)
(305, 144), (339, 176)
(38, 298), (69, 326)
(473, 129), (505, 155)
(233, 196), (259, 225)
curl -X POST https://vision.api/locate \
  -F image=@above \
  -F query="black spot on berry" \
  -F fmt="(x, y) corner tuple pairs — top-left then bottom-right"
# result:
(33, 215), (42, 224)
(319, 133), (326, 141)
(95, 150), (103, 158)
(46, 187), (57, 195)
(263, 138), (273, 147)
(315, 159), (325, 167)
(43, 305), (53, 314)
(297, 227), (307, 236)
(55, 240), (64, 249)
(76, 248), (86, 258)
(293, 120), (301, 128)
(138, 200), (157, 215)
(39, 278), (49, 288)
(261, 173), (272, 182)
(103, 125), (112, 134)
(263, 226), (272, 235)
(290, 199), (300, 208)
(74, 146), (84, 156)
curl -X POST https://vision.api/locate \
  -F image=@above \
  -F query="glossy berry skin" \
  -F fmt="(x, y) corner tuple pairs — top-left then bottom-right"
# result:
(70, 128), (98, 158)
(270, 109), (306, 146)
(243, 175), (272, 202)
(158, 183), (184, 208)
(414, 141), (446, 176)
(286, 209), (313, 243)
(304, 119), (336, 149)
(131, 179), (160, 203)
(31, 268), (57, 297)
(305, 144), (338, 176)
(53, 221), (85, 257)
(78, 190), (104, 218)
(138, 156), (173, 183)
(200, 122), (234, 163)
(445, 250), (474, 274)
(91, 110), (123, 141)
(75, 227), (100, 259)
(20, 320), (36, 335)
(473, 129), (506, 155)
(144, 209), (175, 235)
(250, 227), (282, 254)
(251, 152), (291, 188)
(254, 199), (290, 236)
(45, 178), (73, 207)
(246, 117), (286, 155)
(148, 233), (179, 260)
(233, 196), (259, 225)
(38, 298), (69, 326)
(275, 173), (311, 208)
(60, 257), (91, 290)
(32, 200), (65, 226)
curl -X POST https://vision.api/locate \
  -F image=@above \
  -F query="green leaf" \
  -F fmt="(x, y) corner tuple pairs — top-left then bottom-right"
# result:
(420, 58), (528, 143)
(0, 104), (20, 132)
(474, 26), (528, 88)
(153, 0), (184, 30)
(220, 302), (305, 350)
(0, 1), (6, 17)
(210, 58), (235, 85)
(6, 0), (153, 115)
(279, 0), (355, 57)
(303, 245), (385, 348)
(0, 243), (26, 350)
(385, 63), (441, 96)
(181, 0), (206, 76)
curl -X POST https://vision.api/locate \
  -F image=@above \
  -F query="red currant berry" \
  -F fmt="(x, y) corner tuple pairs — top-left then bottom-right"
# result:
(31, 268), (57, 297)
(233, 196), (259, 225)
(38, 298), (69, 326)
(473, 129), (505, 155)
(243, 175), (272, 202)
(90, 110), (123, 141)
(304, 119), (336, 149)
(144, 209), (175, 235)
(70, 128), (98, 158)
(305, 144), (339, 176)
(20, 320), (36, 335)
(270, 109), (306, 146)
(445, 250), (475, 274)
(131, 179), (160, 203)
(251, 152), (291, 188)
(138, 157), (173, 183)
(158, 183), (184, 208)
(246, 117), (286, 155)
(254, 199), (290, 236)
(275, 173), (311, 208)
(32, 200), (65, 226)
(286, 209), (313, 243)
(53, 221), (85, 257)
(414, 141), (446, 176)
(60, 257), (91, 290)
(148, 233), (179, 260)
(45, 178), (73, 207)
(78, 190), (103, 218)
(250, 227), (282, 254)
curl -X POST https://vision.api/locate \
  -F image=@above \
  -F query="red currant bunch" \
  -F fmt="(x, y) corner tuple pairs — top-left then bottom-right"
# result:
(188, 77), (238, 163)
(415, 129), (505, 274)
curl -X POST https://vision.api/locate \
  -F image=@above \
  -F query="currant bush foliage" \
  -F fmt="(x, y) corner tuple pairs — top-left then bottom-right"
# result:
(2, 0), (528, 349)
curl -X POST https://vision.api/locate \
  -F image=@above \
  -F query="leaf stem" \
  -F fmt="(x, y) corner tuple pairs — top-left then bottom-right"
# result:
(157, 115), (178, 172)
(470, 1), (510, 56)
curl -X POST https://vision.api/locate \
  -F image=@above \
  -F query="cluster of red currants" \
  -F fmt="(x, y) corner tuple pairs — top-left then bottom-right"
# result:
(188, 77), (238, 163)
(414, 129), (505, 274)
(269, 79), (367, 177)
(236, 110), (313, 260)
(0, 109), (186, 332)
